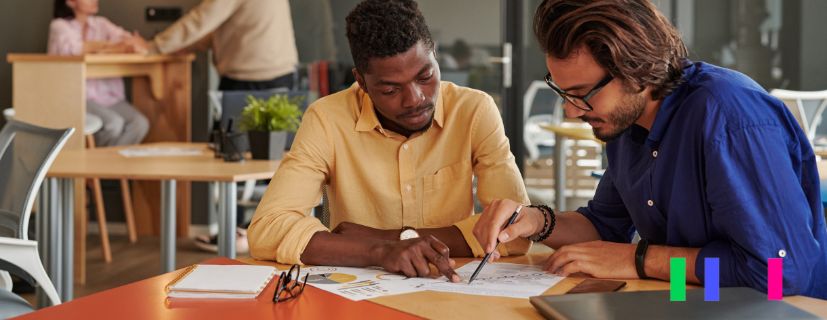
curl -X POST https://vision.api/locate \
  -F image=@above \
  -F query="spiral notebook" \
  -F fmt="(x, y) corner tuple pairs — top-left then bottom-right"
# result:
(166, 264), (278, 299)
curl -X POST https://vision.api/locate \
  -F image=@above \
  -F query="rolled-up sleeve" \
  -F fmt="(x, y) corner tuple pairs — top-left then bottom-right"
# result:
(576, 167), (635, 243)
(247, 105), (332, 264)
(698, 124), (823, 295)
(459, 93), (531, 257)
(152, 0), (240, 53)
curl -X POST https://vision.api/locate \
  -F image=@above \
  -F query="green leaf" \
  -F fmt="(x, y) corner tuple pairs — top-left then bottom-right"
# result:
(239, 94), (304, 132)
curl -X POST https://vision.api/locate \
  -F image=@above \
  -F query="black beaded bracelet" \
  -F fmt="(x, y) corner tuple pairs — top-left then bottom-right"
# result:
(527, 204), (555, 242)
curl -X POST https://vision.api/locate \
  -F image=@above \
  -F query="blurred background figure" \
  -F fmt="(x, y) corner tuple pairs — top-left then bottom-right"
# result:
(148, 0), (298, 92)
(145, 0), (300, 253)
(48, 0), (150, 147)
(441, 39), (471, 70)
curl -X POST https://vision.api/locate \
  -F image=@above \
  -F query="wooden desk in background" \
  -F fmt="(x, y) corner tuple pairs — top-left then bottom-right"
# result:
(7, 53), (194, 284)
(17, 249), (827, 319)
(8, 53), (197, 235)
(44, 142), (280, 300)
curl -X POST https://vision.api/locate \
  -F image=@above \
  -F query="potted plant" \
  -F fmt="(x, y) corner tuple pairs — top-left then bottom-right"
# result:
(239, 94), (303, 160)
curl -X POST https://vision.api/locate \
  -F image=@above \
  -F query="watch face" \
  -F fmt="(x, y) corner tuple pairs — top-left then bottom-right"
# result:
(400, 229), (420, 240)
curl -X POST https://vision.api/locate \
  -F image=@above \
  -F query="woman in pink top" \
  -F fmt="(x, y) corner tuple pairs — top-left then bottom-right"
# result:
(48, 0), (150, 146)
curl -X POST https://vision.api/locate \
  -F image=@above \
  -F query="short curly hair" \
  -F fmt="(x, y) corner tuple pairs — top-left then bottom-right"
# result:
(534, 0), (687, 100)
(346, 0), (434, 74)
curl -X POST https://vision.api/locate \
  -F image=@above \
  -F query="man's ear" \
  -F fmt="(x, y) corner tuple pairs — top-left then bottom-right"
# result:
(352, 68), (367, 92)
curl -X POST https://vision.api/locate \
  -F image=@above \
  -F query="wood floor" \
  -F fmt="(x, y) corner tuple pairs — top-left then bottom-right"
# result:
(22, 233), (248, 304)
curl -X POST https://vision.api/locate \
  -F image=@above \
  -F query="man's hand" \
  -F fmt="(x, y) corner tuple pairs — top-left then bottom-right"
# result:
(473, 199), (544, 253)
(122, 31), (149, 54)
(544, 240), (637, 279)
(371, 235), (461, 282)
(332, 221), (397, 241)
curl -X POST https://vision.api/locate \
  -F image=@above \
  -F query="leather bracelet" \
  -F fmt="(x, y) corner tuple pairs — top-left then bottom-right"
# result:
(635, 239), (650, 279)
(527, 205), (555, 242)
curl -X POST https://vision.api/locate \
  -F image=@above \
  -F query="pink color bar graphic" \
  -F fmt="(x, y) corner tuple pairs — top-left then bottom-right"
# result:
(767, 258), (783, 300)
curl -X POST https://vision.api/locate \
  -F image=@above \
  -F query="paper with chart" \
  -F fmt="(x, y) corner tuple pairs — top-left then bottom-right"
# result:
(423, 262), (564, 299)
(301, 262), (564, 301)
(301, 266), (430, 301)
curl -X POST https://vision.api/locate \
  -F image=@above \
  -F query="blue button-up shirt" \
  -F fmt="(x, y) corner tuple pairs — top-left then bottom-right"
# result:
(577, 61), (827, 299)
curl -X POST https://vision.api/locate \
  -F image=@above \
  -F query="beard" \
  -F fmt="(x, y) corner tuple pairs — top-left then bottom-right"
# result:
(581, 92), (647, 142)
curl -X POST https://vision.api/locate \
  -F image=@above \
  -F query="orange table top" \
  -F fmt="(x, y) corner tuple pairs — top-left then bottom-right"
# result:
(17, 258), (422, 320)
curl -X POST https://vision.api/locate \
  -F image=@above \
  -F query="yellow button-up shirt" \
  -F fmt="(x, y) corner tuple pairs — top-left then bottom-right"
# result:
(249, 82), (530, 264)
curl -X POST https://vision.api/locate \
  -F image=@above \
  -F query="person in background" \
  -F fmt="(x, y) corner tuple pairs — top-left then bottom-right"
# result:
(474, 0), (827, 299)
(146, 0), (300, 253)
(48, 0), (150, 146)
(148, 0), (298, 91)
(441, 39), (472, 71)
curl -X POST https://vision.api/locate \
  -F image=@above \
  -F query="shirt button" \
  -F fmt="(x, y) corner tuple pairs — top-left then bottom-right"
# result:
(647, 200), (654, 207)
(778, 249), (787, 258)
(652, 150), (658, 158)
(405, 184), (412, 192)
(403, 143), (409, 150)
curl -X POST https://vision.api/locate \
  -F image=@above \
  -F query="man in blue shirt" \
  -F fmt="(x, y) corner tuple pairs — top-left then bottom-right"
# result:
(474, 0), (827, 298)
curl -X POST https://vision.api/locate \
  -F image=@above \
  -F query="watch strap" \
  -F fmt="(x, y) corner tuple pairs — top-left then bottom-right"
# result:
(635, 239), (650, 279)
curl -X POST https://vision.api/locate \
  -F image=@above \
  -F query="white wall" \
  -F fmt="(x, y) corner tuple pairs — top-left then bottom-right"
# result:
(0, 0), (52, 112)
(417, 0), (501, 46)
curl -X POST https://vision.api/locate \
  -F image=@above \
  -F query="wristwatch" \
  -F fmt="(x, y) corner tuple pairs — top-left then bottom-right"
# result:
(399, 226), (420, 240)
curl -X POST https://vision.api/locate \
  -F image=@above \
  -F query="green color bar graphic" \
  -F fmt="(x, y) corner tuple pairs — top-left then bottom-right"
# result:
(670, 257), (686, 301)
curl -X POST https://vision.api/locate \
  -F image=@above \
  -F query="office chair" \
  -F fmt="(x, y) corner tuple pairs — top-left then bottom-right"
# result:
(522, 81), (603, 206)
(769, 89), (827, 147)
(0, 119), (74, 318)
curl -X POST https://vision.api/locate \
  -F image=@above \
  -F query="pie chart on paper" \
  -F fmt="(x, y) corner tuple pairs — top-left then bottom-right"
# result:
(306, 273), (358, 284)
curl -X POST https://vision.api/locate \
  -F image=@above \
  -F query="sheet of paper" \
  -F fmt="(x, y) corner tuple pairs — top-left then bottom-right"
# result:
(301, 262), (564, 301)
(118, 147), (203, 158)
(301, 266), (437, 301)
(421, 262), (565, 299)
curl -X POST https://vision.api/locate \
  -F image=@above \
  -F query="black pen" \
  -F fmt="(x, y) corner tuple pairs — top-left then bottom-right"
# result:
(468, 205), (523, 284)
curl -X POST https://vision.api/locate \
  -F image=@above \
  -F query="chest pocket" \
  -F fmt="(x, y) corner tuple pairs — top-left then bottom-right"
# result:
(422, 161), (474, 227)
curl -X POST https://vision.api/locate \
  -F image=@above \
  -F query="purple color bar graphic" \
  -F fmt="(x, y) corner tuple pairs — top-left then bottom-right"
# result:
(768, 258), (783, 300)
(704, 258), (719, 301)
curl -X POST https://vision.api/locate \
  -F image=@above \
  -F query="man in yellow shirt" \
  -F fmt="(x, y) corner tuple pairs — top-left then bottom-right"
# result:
(248, 0), (529, 281)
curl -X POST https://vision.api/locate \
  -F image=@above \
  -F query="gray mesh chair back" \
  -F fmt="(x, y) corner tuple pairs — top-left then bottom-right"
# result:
(0, 120), (74, 240)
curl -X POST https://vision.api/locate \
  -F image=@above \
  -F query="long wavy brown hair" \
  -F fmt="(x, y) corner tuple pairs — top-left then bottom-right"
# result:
(533, 0), (687, 100)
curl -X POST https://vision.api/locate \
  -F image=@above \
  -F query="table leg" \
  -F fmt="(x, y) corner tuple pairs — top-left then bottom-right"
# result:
(161, 180), (177, 273)
(218, 182), (237, 258)
(60, 178), (74, 301)
(48, 178), (61, 298)
(208, 182), (217, 230)
(36, 179), (51, 308)
(554, 134), (567, 211)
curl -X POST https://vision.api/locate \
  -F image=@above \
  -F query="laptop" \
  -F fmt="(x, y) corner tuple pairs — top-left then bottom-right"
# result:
(529, 287), (818, 320)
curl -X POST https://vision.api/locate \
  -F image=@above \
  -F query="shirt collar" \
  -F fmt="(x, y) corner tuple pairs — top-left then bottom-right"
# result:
(646, 60), (699, 148)
(353, 82), (446, 133)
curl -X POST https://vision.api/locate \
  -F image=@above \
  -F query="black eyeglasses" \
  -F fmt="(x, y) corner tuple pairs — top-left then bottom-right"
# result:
(544, 72), (614, 112)
(273, 264), (308, 303)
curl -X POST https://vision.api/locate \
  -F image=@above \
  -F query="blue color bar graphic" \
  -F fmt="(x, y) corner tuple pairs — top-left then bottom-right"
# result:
(704, 257), (719, 301)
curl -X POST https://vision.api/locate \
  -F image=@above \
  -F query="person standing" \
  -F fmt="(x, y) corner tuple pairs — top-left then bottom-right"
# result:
(148, 0), (299, 91)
